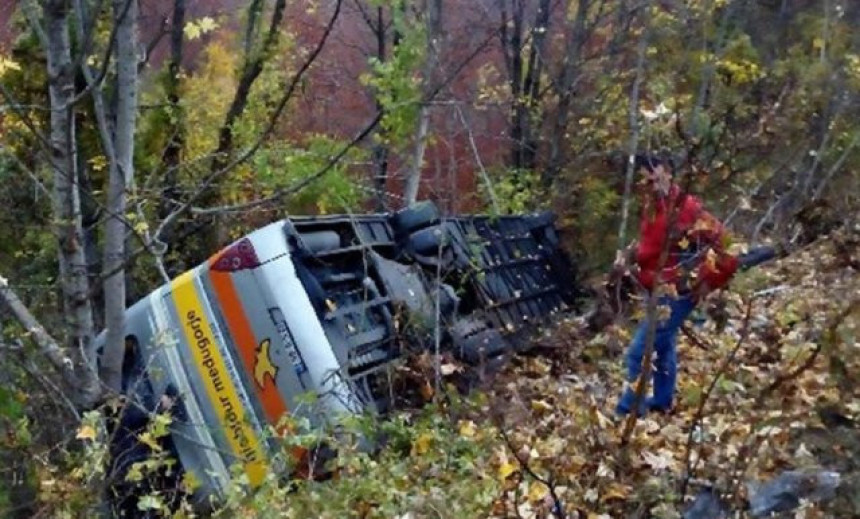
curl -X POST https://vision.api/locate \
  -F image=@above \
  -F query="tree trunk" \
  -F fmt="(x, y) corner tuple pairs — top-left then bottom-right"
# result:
(44, 0), (99, 405)
(500, 0), (549, 175)
(618, 5), (651, 250)
(403, 0), (442, 206)
(544, 0), (589, 186)
(519, 0), (550, 172)
(404, 110), (431, 205)
(371, 5), (390, 211)
(100, 0), (139, 392)
(157, 0), (186, 264)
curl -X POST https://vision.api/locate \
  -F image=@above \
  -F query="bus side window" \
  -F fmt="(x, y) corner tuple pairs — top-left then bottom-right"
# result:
(121, 336), (144, 393)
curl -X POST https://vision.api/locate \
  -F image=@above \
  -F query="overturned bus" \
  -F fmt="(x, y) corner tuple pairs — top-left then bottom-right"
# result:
(97, 201), (581, 506)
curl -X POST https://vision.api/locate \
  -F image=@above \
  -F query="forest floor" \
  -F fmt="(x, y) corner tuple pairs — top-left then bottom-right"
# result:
(468, 225), (859, 518)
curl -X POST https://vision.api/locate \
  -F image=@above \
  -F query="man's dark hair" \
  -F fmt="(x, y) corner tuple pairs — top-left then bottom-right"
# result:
(633, 153), (675, 175)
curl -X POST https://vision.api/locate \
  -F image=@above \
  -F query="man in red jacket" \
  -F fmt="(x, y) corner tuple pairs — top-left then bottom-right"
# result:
(615, 155), (739, 416)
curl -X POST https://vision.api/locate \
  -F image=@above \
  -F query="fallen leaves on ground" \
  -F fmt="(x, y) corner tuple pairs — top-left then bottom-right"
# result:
(467, 227), (859, 518)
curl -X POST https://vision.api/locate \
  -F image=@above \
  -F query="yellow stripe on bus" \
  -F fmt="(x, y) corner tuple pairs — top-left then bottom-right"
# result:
(170, 271), (267, 486)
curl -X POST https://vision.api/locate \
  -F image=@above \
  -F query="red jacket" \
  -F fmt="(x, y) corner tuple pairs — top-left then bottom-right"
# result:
(634, 187), (738, 293)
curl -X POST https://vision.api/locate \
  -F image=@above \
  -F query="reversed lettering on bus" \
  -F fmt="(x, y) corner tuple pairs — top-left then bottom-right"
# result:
(171, 272), (266, 485)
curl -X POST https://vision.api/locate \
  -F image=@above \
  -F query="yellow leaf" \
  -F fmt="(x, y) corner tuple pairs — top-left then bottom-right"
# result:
(527, 481), (548, 502)
(197, 16), (218, 33)
(594, 410), (613, 429)
(412, 433), (433, 455)
(601, 482), (631, 501)
(181, 470), (202, 492)
(88, 155), (108, 172)
(567, 454), (587, 472)
(125, 462), (144, 483)
(183, 22), (202, 40)
(138, 432), (163, 452)
(76, 425), (96, 441)
(133, 220), (150, 235)
(458, 420), (476, 438)
(0, 56), (21, 75)
(678, 236), (690, 250)
(531, 399), (553, 413)
(498, 461), (518, 481)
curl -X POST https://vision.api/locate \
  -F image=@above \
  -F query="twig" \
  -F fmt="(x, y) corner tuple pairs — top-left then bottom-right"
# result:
(724, 298), (859, 505)
(617, 3), (652, 249)
(812, 132), (860, 200)
(187, 22), (500, 218)
(15, 353), (81, 422)
(759, 298), (858, 399)
(679, 297), (754, 499)
(0, 275), (77, 389)
(680, 325), (710, 351)
(619, 167), (698, 447)
(189, 113), (382, 216)
(455, 106), (499, 214)
(154, 0), (344, 233)
(498, 427), (566, 519)
(0, 146), (52, 199)
(752, 285), (789, 298)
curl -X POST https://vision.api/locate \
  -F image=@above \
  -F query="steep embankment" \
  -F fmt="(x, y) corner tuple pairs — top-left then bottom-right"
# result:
(478, 226), (859, 517)
(222, 228), (857, 519)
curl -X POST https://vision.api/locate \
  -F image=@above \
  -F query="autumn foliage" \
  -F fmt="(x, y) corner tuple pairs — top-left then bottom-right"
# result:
(0, 0), (858, 517)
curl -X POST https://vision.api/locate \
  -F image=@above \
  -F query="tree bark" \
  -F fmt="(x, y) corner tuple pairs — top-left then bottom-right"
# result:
(0, 276), (78, 388)
(100, 0), (139, 392)
(44, 0), (99, 404)
(499, 0), (549, 175)
(404, 0), (442, 206)
(157, 0), (186, 240)
(618, 4), (651, 250)
(371, 5), (390, 211)
(543, 0), (590, 186)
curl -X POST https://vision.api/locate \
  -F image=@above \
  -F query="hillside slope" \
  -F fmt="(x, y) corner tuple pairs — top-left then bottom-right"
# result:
(477, 226), (859, 517)
(197, 228), (857, 519)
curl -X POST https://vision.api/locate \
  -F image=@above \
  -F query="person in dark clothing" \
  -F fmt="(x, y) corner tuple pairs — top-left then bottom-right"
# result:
(108, 383), (185, 517)
(615, 155), (739, 416)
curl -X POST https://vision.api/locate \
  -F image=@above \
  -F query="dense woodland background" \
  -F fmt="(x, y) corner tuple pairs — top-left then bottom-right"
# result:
(0, 0), (857, 517)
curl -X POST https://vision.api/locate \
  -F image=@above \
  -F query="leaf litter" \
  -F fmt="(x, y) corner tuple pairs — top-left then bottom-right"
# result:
(460, 227), (859, 518)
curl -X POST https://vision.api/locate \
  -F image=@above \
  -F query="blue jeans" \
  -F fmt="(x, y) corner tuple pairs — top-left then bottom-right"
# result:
(616, 295), (696, 416)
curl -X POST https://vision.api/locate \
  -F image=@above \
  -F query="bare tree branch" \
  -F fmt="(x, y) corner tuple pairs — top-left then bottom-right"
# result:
(190, 112), (382, 215)
(499, 426), (566, 518)
(617, 2), (651, 249)
(66, 0), (135, 108)
(760, 298), (858, 399)
(679, 297), (753, 499)
(812, 133), (860, 200)
(155, 0), (344, 240)
(0, 275), (77, 394)
(455, 105), (499, 213)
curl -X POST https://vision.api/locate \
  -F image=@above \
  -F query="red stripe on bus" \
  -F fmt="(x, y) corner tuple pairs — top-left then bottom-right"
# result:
(207, 265), (290, 430)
